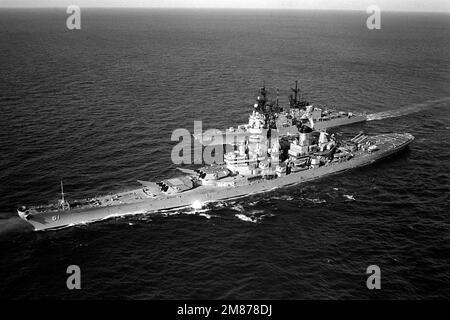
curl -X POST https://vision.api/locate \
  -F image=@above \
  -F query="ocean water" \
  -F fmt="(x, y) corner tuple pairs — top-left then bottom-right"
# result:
(0, 8), (449, 299)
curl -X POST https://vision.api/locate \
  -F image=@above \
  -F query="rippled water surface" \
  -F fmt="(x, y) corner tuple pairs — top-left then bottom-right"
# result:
(0, 8), (449, 299)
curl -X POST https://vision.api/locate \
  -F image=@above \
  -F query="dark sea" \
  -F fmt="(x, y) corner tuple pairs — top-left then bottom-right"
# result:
(0, 8), (449, 299)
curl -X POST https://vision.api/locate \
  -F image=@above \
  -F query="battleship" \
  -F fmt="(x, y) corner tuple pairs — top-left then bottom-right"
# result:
(196, 81), (367, 145)
(17, 119), (414, 231)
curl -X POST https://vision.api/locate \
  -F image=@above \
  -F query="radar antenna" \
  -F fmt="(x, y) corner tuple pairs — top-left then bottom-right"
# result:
(291, 80), (299, 104)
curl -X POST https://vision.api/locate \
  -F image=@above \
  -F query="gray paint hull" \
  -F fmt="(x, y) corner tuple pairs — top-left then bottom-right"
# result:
(313, 114), (367, 130)
(23, 133), (412, 231)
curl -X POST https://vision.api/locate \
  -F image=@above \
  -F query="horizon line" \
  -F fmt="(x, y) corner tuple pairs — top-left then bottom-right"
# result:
(0, 6), (449, 13)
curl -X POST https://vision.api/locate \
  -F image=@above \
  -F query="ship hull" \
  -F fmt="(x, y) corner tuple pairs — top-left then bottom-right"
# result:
(22, 133), (413, 231)
(313, 114), (367, 130)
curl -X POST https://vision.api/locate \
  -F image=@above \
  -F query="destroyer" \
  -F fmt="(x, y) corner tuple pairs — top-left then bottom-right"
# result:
(197, 81), (367, 145)
(17, 124), (413, 231)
